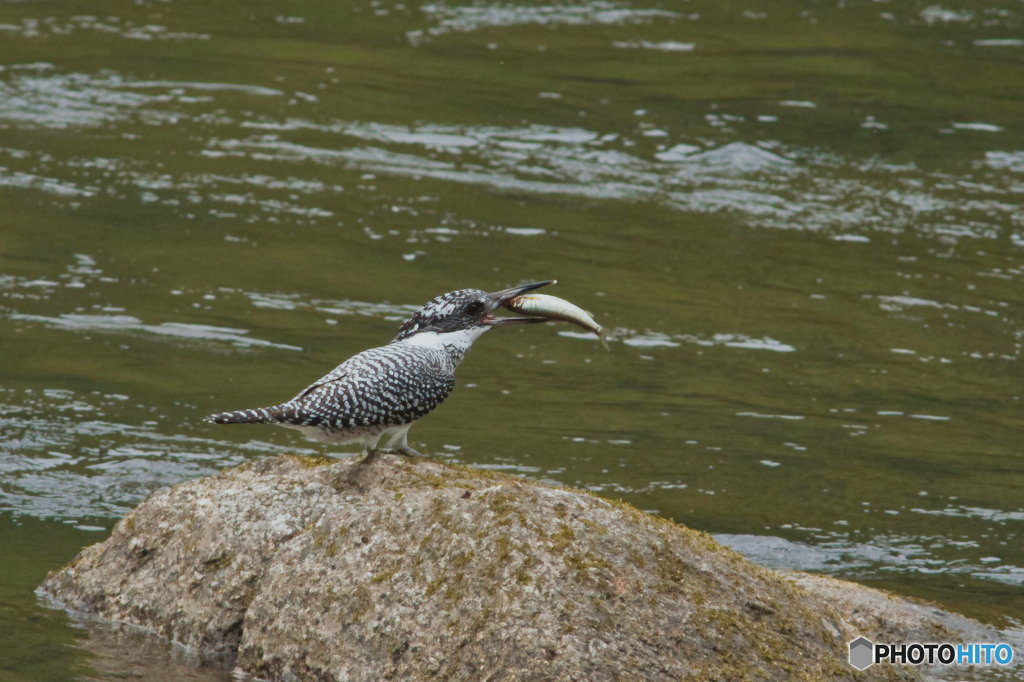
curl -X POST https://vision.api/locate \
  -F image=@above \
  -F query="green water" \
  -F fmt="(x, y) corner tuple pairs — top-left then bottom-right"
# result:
(1, 0), (1023, 677)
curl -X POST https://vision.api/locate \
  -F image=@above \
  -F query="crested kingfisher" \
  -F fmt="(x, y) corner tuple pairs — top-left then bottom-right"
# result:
(206, 280), (555, 457)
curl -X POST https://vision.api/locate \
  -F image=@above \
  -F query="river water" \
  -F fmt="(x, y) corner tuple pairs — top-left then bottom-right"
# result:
(1, 0), (1022, 679)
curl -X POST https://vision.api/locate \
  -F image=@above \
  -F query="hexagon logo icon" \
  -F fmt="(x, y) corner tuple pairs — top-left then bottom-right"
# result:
(848, 636), (874, 670)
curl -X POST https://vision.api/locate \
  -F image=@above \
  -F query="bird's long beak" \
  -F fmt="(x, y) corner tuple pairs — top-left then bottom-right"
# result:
(483, 279), (556, 327)
(490, 280), (556, 304)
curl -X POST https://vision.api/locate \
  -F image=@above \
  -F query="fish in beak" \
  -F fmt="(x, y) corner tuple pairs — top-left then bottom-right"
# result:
(487, 280), (609, 350)
(504, 292), (608, 350)
(482, 280), (557, 327)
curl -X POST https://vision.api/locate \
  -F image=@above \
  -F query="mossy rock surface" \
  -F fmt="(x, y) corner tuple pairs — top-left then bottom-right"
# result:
(42, 455), (930, 681)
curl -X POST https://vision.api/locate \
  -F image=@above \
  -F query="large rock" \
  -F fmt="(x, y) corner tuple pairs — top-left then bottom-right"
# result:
(42, 455), (940, 681)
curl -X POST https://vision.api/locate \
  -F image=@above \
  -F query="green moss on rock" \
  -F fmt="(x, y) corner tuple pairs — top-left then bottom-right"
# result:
(38, 454), (974, 682)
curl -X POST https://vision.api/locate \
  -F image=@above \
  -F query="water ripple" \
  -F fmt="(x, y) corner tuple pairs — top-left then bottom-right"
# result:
(716, 532), (1024, 587)
(0, 389), (317, 520)
(0, 72), (151, 128)
(416, 1), (681, 37)
(8, 313), (303, 351)
(0, 70), (1020, 245)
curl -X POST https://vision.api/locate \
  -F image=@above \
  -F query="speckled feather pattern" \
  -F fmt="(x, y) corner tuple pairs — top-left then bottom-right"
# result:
(208, 343), (461, 437)
(206, 288), (495, 447)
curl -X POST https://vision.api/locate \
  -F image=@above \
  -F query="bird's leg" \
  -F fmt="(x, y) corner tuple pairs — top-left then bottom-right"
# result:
(380, 424), (422, 457)
(361, 448), (379, 465)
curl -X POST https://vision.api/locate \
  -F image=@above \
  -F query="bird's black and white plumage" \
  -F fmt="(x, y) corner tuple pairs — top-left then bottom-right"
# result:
(206, 280), (554, 456)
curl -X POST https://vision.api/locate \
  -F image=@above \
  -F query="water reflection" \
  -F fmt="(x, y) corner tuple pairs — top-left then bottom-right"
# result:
(35, 594), (236, 682)
(10, 313), (305, 351)
(0, 68), (1021, 248)
(0, 71), (151, 128)
(413, 1), (682, 40)
(0, 388), (314, 520)
(0, 16), (211, 42)
(722, 533), (1024, 598)
(206, 123), (1022, 239)
(716, 533), (1024, 586)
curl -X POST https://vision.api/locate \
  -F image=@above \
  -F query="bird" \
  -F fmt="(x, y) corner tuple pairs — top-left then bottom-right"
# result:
(205, 280), (555, 457)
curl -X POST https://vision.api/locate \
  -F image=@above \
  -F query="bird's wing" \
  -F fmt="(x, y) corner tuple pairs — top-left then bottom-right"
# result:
(293, 366), (350, 402)
(283, 345), (454, 427)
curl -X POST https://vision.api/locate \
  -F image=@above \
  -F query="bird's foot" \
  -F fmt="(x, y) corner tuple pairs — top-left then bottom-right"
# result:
(396, 445), (423, 458)
(363, 446), (424, 460)
(375, 446), (424, 458)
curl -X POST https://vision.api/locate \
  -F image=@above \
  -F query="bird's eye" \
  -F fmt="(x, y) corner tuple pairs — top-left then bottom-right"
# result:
(465, 301), (486, 317)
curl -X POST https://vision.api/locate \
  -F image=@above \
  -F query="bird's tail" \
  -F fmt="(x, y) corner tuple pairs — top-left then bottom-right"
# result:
(205, 406), (280, 425)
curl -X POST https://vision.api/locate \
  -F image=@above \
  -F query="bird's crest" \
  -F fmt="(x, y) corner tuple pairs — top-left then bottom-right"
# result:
(393, 289), (491, 342)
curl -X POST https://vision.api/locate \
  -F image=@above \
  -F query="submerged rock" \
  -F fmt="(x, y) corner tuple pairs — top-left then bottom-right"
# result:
(42, 455), (937, 681)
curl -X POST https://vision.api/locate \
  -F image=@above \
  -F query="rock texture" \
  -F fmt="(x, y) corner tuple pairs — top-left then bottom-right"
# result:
(40, 454), (951, 681)
(784, 572), (1005, 647)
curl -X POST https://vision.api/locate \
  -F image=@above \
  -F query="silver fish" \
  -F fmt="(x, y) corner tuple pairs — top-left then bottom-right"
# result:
(505, 293), (609, 350)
